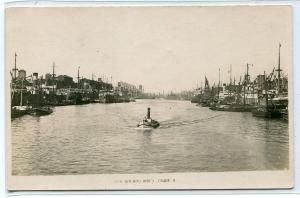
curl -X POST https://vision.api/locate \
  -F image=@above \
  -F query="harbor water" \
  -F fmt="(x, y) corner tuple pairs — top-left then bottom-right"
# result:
(11, 99), (289, 175)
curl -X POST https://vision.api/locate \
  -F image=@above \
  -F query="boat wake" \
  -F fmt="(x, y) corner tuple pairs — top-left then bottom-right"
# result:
(134, 127), (153, 131)
(158, 114), (224, 129)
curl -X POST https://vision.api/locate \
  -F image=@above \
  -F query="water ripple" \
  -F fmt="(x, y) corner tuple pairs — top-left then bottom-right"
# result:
(11, 99), (289, 175)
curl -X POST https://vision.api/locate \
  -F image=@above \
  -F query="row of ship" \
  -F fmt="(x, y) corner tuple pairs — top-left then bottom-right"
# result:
(10, 56), (139, 119)
(191, 44), (288, 121)
(11, 90), (135, 118)
(11, 90), (137, 118)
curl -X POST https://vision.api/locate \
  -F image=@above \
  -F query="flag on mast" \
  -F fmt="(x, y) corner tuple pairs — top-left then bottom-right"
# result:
(205, 76), (210, 89)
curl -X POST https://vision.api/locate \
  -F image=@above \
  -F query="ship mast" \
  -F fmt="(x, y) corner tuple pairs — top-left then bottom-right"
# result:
(246, 63), (249, 83)
(244, 63), (253, 105)
(233, 77), (236, 92)
(218, 68), (220, 99)
(229, 65), (232, 96)
(14, 53), (17, 81)
(243, 80), (246, 106)
(243, 64), (248, 106)
(20, 79), (23, 106)
(264, 71), (268, 108)
(77, 66), (80, 89)
(52, 62), (55, 93)
(276, 43), (282, 95)
(11, 53), (18, 106)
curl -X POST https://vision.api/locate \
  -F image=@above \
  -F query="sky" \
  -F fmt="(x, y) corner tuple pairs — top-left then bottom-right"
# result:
(5, 6), (292, 93)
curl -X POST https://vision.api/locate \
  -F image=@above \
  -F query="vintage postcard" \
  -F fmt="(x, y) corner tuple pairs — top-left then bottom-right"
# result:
(6, 5), (293, 190)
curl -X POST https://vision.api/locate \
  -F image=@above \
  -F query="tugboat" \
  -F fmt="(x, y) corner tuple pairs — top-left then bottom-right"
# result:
(137, 107), (160, 129)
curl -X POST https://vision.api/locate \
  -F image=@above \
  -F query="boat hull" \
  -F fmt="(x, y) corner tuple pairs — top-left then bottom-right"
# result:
(226, 105), (254, 112)
(252, 108), (282, 118)
(28, 107), (53, 116)
(282, 113), (288, 121)
(211, 103), (254, 112)
(11, 109), (27, 118)
(11, 106), (28, 118)
(137, 120), (160, 129)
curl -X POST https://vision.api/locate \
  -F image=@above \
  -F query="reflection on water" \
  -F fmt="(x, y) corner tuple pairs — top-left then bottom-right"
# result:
(11, 99), (289, 175)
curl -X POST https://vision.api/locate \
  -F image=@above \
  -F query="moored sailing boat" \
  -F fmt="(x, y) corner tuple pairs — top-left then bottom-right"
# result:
(11, 53), (29, 118)
(11, 85), (28, 118)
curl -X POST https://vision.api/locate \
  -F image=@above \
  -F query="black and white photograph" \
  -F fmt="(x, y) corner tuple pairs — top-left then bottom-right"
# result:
(6, 5), (293, 190)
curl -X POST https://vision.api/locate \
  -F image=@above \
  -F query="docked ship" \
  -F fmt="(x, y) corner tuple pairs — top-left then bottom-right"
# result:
(199, 76), (211, 107)
(191, 88), (202, 103)
(27, 89), (54, 116)
(252, 44), (288, 119)
(210, 65), (255, 112)
(97, 90), (132, 103)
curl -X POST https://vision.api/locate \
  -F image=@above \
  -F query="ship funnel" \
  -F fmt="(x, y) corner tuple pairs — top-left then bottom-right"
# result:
(147, 107), (151, 119)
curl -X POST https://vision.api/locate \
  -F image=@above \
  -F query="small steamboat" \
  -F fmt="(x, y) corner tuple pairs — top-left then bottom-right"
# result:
(137, 107), (160, 129)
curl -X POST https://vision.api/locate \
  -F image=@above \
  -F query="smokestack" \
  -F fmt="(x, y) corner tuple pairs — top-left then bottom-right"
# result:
(147, 107), (151, 119)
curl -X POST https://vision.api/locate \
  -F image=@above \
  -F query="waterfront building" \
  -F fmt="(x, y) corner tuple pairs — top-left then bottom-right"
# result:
(56, 75), (74, 89)
(117, 81), (142, 97)
(81, 78), (113, 91)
